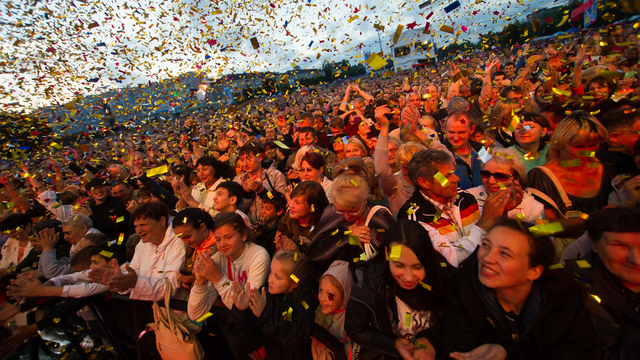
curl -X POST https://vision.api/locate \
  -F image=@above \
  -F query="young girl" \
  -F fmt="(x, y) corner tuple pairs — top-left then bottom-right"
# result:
(312, 260), (355, 360)
(277, 181), (329, 254)
(345, 220), (452, 360)
(227, 250), (318, 360)
(188, 212), (270, 320)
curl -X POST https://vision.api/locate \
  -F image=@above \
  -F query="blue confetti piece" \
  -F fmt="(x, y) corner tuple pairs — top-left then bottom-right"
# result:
(205, 55), (211, 60)
(342, 136), (349, 145)
(17, 146), (30, 150)
(444, 1), (460, 13)
(308, 41), (313, 47)
(96, 42), (106, 47)
(284, 21), (288, 27)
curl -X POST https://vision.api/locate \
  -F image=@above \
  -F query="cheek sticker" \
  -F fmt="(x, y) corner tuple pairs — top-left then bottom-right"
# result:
(327, 293), (335, 301)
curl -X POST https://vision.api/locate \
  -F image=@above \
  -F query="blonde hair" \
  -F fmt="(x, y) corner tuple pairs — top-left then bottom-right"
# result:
(396, 141), (427, 169)
(331, 158), (370, 210)
(548, 111), (608, 162)
(346, 137), (369, 157)
(489, 98), (522, 130)
(273, 250), (309, 285)
(484, 148), (529, 188)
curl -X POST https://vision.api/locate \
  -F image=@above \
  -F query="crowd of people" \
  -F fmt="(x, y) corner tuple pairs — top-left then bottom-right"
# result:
(0, 21), (639, 360)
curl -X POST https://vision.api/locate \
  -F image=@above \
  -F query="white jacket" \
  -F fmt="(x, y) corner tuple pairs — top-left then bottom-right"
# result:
(125, 223), (186, 301)
(188, 242), (270, 320)
(50, 269), (110, 298)
(0, 238), (32, 270)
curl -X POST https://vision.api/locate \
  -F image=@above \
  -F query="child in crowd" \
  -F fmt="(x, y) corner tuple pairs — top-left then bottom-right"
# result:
(227, 250), (318, 360)
(188, 212), (270, 319)
(172, 208), (217, 290)
(312, 260), (355, 360)
(212, 180), (252, 225)
(255, 190), (287, 258)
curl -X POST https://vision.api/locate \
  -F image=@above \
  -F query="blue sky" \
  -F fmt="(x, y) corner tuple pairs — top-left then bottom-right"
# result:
(0, 0), (571, 111)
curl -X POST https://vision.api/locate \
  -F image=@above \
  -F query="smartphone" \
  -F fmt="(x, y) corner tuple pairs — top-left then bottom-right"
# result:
(179, 269), (193, 276)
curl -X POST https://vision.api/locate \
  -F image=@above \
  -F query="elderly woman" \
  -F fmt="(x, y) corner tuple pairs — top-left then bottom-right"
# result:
(61, 214), (100, 256)
(307, 158), (395, 274)
(467, 149), (545, 223)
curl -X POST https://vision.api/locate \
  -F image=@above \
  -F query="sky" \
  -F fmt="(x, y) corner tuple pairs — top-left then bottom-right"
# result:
(0, 0), (571, 112)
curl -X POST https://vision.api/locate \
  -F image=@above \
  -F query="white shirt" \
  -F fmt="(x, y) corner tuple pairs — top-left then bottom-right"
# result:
(0, 237), (32, 270)
(126, 223), (186, 301)
(50, 269), (110, 298)
(188, 242), (270, 320)
(188, 177), (225, 215)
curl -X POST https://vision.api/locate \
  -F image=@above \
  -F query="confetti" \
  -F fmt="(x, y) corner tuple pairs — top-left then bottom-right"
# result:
(195, 312), (213, 322)
(440, 25), (455, 34)
(405, 312), (411, 327)
(389, 245), (402, 261)
(528, 222), (564, 236)
(366, 53), (387, 71)
(392, 25), (404, 44)
(576, 260), (591, 268)
(147, 165), (168, 177)
(434, 172), (450, 187)
(250, 37), (260, 50)
(301, 301), (309, 309)
(290, 274), (299, 283)
(99, 250), (114, 258)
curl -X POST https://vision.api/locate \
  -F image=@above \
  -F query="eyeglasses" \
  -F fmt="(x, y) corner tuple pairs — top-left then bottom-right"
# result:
(479, 170), (513, 182)
(333, 202), (365, 217)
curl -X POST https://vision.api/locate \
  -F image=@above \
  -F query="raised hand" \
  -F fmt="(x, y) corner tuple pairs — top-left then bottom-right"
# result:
(230, 281), (251, 311)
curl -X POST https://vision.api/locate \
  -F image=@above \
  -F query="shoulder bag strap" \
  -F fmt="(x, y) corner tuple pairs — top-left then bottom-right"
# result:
(364, 205), (391, 227)
(537, 166), (573, 209)
(526, 188), (568, 219)
(163, 277), (174, 328)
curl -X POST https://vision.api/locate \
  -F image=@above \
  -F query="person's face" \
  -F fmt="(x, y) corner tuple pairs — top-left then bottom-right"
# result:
(613, 120), (640, 151)
(554, 83), (570, 103)
(196, 164), (216, 185)
(478, 226), (542, 291)
(354, 102), (365, 113)
(30, 237), (43, 252)
(111, 184), (133, 201)
(408, 94), (421, 107)
(214, 224), (247, 261)
(505, 64), (516, 77)
(330, 127), (342, 137)
(490, 87), (500, 102)
(174, 223), (208, 249)
(357, 121), (370, 136)
(89, 184), (110, 203)
(62, 225), (86, 245)
(421, 161), (459, 201)
(134, 216), (167, 244)
(494, 75), (505, 88)
(427, 86), (439, 101)
(288, 195), (312, 222)
(260, 202), (281, 223)
(515, 121), (546, 147)
(268, 259), (297, 295)
(481, 161), (515, 194)
(134, 155), (144, 168)
(446, 119), (473, 149)
(298, 132), (316, 147)
(318, 276), (344, 314)
(592, 231), (640, 291)
(90, 255), (109, 270)
(213, 188), (235, 212)
(333, 197), (366, 223)
(388, 142), (398, 165)
(266, 147), (277, 160)
(300, 160), (323, 183)
(386, 242), (425, 290)
(345, 143), (364, 158)
(561, 140), (600, 161)
(265, 127), (276, 139)
(6, 223), (31, 241)
(589, 82), (609, 101)
(299, 118), (314, 128)
(241, 153), (261, 173)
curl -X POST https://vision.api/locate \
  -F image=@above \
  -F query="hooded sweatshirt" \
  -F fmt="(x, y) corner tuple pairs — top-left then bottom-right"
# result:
(314, 260), (355, 359)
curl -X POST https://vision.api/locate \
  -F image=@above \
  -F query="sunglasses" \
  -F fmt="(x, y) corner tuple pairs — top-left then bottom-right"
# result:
(479, 170), (513, 182)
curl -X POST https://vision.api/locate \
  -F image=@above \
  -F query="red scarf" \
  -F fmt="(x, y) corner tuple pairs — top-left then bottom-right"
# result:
(192, 232), (216, 261)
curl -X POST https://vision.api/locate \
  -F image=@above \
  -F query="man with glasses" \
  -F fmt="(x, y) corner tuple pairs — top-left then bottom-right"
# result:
(398, 149), (510, 267)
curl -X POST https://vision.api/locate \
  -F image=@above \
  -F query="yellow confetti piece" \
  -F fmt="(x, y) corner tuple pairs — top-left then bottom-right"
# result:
(591, 294), (601, 303)
(282, 307), (293, 321)
(552, 88), (571, 97)
(440, 262), (447, 267)
(195, 312), (213, 322)
(528, 222), (564, 236)
(116, 216), (124, 223)
(332, 229), (340, 236)
(311, 204), (315, 212)
(549, 263), (564, 270)
(117, 233), (124, 245)
(294, 253), (298, 261)
(389, 245), (402, 261)
(99, 250), (113, 258)
(348, 15), (359, 23)
(420, 282), (432, 291)
(301, 301), (309, 310)
(377, 229), (385, 232)
(405, 312), (411, 327)
(146, 165), (168, 177)
(576, 260), (591, 268)
(434, 172), (449, 187)
(366, 53), (387, 71)
(497, 182), (507, 190)
(350, 179), (359, 187)
(392, 25), (404, 44)
(290, 274), (299, 283)
(440, 25), (454, 34)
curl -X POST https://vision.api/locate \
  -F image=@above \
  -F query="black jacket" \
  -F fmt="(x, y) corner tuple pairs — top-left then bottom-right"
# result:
(225, 284), (319, 360)
(345, 263), (444, 359)
(567, 251), (640, 360)
(443, 251), (599, 359)
(89, 196), (131, 239)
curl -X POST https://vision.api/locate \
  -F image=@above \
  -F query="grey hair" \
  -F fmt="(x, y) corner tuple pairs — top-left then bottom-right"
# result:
(62, 214), (93, 230)
(407, 149), (454, 187)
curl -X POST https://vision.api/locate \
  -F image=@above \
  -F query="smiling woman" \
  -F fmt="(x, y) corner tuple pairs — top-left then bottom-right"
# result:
(444, 217), (598, 360)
